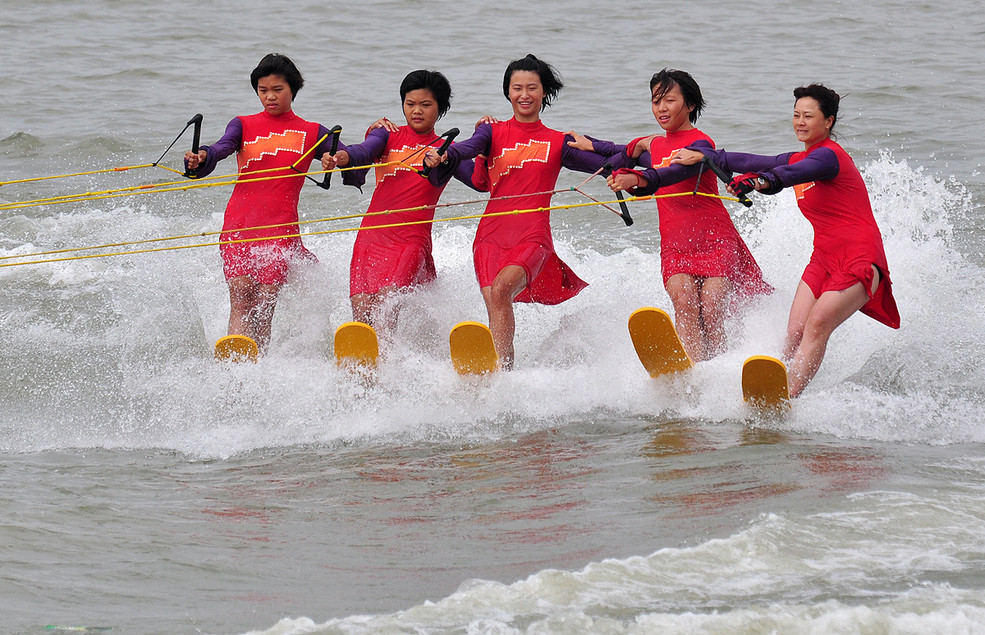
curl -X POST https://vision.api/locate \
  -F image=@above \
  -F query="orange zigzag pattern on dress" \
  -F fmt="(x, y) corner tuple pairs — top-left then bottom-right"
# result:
(655, 149), (682, 168)
(240, 129), (308, 170)
(489, 139), (551, 183)
(376, 144), (427, 183)
(793, 181), (816, 200)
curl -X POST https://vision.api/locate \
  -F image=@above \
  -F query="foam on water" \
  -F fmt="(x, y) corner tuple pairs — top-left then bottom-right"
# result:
(246, 455), (985, 634)
(1, 154), (983, 457)
(3, 2), (985, 632)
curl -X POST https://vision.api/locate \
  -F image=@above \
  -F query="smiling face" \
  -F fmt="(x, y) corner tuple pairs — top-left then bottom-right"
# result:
(255, 74), (293, 116)
(792, 96), (834, 147)
(508, 70), (545, 123)
(402, 88), (440, 134)
(651, 82), (694, 133)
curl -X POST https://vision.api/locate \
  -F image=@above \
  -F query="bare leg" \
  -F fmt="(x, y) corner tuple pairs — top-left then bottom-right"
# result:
(786, 268), (878, 397)
(226, 277), (280, 354)
(698, 276), (733, 360)
(783, 281), (817, 361)
(248, 283), (280, 354)
(227, 276), (258, 338)
(352, 286), (399, 331)
(480, 265), (528, 371)
(665, 273), (706, 361)
(350, 293), (376, 325)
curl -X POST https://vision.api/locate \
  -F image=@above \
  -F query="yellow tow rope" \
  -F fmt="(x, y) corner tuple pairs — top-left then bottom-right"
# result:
(0, 160), (413, 212)
(1, 125), (747, 270)
(0, 128), (443, 212)
(0, 163), (173, 187)
(0, 190), (742, 269)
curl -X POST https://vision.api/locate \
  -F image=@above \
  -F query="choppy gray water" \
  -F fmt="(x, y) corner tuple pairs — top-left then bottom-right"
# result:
(2, 1), (985, 633)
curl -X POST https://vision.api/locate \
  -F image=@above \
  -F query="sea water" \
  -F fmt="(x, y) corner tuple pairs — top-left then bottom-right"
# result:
(1, 0), (984, 633)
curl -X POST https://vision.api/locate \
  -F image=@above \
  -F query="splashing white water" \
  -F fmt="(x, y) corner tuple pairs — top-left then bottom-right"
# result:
(1, 155), (982, 455)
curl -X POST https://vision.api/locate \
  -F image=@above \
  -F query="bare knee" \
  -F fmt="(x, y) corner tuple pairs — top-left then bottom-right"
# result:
(489, 280), (515, 307)
(801, 308), (844, 344)
(488, 267), (526, 308)
(228, 278), (257, 311)
(666, 276), (698, 306)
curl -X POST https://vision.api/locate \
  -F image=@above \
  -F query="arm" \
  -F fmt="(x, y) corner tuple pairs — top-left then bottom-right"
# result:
(766, 147), (839, 188)
(626, 139), (716, 196)
(565, 133), (638, 172)
(675, 146), (801, 193)
(312, 124), (377, 189)
(183, 117), (242, 178)
(561, 133), (633, 174)
(680, 146), (791, 173)
(426, 123), (492, 185)
(322, 127), (389, 190)
(451, 157), (487, 193)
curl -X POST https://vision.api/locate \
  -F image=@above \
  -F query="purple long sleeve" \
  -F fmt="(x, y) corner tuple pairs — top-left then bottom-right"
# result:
(768, 147), (839, 186)
(451, 159), (484, 192)
(690, 145), (838, 191)
(185, 117), (360, 187)
(560, 135), (626, 174)
(582, 137), (633, 171)
(338, 127), (390, 190)
(630, 139), (714, 197)
(445, 123), (492, 161)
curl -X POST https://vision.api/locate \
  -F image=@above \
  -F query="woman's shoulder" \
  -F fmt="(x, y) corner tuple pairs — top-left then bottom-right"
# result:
(687, 127), (713, 144)
(802, 139), (847, 166)
(667, 127), (711, 144)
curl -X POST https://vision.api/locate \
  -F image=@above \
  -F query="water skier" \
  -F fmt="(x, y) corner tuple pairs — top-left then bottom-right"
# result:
(185, 53), (359, 354)
(321, 70), (480, 333)
(570, 69), (771, 362)
(423, 54), (624, 369)
(674, 83), (900, 397)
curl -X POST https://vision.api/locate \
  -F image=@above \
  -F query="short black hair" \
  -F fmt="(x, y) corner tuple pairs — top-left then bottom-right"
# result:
(502, 54), (563, 111)
(400, 70), (453, 118)
(250, 53), (304, 97)
(794, 83), (841, 130)
(649, 68), (705, 124)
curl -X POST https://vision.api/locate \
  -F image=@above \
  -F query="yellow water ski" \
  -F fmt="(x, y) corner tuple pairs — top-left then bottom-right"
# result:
(742, 355), (790, 410)
(214, 334), (258, 363)
(334, 321), (379, 368)
(628, 307), (693, 377)
(449, 321), (499, 375)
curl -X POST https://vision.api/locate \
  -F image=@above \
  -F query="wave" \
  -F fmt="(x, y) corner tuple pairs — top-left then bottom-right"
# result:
(0, 156), (982, 454)
(245, 479), (985, 634)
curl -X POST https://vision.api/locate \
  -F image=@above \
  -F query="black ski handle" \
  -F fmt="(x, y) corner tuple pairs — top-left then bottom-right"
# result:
(182, 113), (205, 177)
(602, 163), (634, 226)
(188, 113), (203, 154)
(420, 127), (460, 178)
(319, 125), (343, 190)
(702, 155), (753, 207)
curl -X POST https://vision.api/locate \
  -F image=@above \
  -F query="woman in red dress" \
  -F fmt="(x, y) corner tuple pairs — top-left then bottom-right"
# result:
(185, 53), (356, 353)
(675, 84), (900, 397)
(321, 70), (478, 332)
(577, 69), (770, 361)
(424, 54), (617, 369)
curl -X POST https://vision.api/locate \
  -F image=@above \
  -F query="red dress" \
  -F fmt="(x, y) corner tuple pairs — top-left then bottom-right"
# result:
(790, 139), (900, 328)
(220, 111), (320, 285)
(448, 118), (589, 305)
(348, 126), (451, 296)
(639, 128), (770, 298)
(696, 138), (900, 329)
